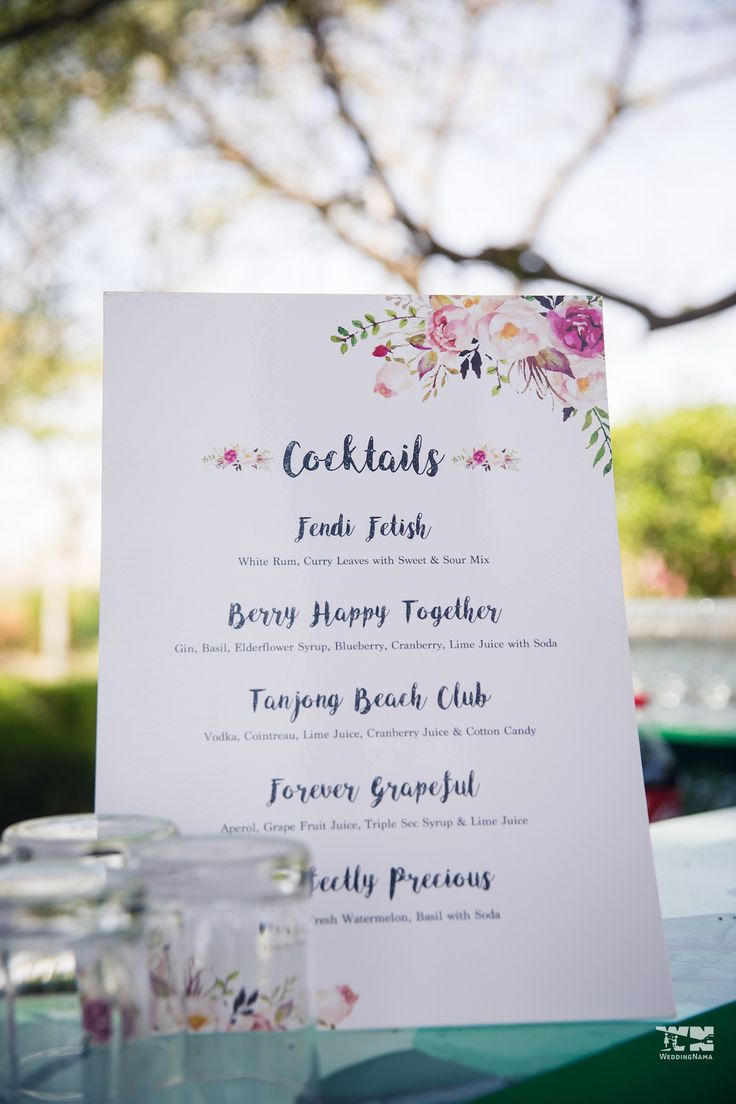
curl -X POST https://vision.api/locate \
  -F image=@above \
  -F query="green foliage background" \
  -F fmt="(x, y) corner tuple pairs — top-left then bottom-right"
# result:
(0, 679), (96, 829)
(613, 405), (736, 596)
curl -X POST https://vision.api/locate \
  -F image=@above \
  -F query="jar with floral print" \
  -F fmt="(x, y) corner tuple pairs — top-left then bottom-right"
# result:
(136, 835), (318, 1103)
(0, 861), (181, 1102)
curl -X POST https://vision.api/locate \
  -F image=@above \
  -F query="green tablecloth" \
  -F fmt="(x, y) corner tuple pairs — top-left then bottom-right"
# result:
(317, 808), (736, 1102)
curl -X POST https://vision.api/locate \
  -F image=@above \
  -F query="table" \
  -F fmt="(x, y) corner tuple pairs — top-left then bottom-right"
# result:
(4, 811), (734, 1101)
(319, 807), (736, 1102)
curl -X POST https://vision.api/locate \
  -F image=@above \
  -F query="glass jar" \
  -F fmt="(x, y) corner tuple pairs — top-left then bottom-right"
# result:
(0, 861), (176, 1102)
(136, 835), (318, 1103)
(2, 814), (178, 865)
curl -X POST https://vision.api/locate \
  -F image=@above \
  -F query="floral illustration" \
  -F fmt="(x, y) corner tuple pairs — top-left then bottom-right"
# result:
(330, 295), (612, 474)
(452, 446), (520, 472)
(202, 446), (272, 471)
(79, 995), (138, 1044)
(81, 997), (114, 1044)
(316, 984), (359, 1029)
(151, 957), (307, 1035)
(77, 962), (138, 1045)
(148, 950), (355, 1033)
(147, 936), (185, 1034)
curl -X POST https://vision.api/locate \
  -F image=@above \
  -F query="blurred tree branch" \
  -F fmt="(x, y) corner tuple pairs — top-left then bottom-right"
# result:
(0, 0), (126, 51)
(524, 0), (644, 239)
(149, 0), (735, 328)
(0, 0), (734, 417)
(160, 87), (420, 284)
(296, 1), (422, 253)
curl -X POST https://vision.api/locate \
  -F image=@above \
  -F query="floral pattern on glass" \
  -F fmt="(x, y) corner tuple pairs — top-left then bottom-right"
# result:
(77, 958), (139, 1045)
(148, 953), (309, 1035)
(330, 295), (612, 474)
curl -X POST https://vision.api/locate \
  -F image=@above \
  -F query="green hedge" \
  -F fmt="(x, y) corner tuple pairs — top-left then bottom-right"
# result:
(0, 677), (96, 831)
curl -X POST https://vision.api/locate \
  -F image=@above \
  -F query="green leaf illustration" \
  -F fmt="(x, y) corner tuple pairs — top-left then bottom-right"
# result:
(593, 444), (606, 467)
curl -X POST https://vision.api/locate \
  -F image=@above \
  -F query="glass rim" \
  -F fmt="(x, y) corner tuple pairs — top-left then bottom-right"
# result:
(2, 813), (178, 857)
(0, 861), (143, 914)
(133, 834), (312, 901)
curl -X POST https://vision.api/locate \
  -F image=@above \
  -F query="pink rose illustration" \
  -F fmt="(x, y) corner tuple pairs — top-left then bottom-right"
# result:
(476, 299), (554, 362)
(547, 300), (604, 359)
(248, 1012), (276, 1032)
(556, 369), (607, 410)
(316, 985), (359, 1029)
(374, 359), (412, 398)
(372, 344), (390, 357)
(227, 1010), (276, 1033)
(427, 305), (478, 353)
(472, 449), (487, 465)
(82, 998), (113, 1044)
(223, 448), (238, 465)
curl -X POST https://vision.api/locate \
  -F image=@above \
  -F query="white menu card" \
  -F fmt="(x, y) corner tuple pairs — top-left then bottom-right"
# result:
(98, 293), (674, 1028)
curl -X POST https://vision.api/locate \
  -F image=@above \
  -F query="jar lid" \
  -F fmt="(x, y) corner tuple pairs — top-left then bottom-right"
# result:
(0, 862), (144, 938)
(135, 835), (311, 902)
(2, 813), (178, 862)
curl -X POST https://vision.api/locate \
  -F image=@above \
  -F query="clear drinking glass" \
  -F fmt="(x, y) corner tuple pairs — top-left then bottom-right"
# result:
(1, 813), (186, 1099)
(2, 814), (179, 864)
(136, 835), (319, 1104)
(0, 861), (179, 1103)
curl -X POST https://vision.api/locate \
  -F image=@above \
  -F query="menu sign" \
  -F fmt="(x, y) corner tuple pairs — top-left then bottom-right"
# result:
(98, 293), (674, 1028)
